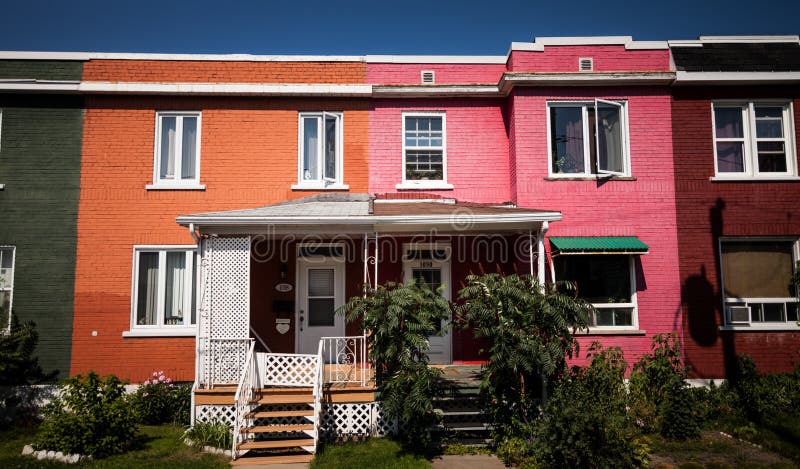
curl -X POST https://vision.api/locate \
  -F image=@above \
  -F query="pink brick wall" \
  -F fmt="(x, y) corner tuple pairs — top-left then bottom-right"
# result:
(368, 98), (512, 202)
(367, 63), (506, 85)
(509, 45), (670, 73)
(510, 85), (682, 367)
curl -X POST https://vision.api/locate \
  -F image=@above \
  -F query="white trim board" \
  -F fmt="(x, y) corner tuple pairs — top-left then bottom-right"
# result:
(675, 71), (800, 84)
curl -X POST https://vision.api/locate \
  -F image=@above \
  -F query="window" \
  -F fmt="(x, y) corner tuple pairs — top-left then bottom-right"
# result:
(548, 100), (629, 177)
(129, 247), (197, 335)
(295, 112), (345, 189)
(150, 112), (202, 189)
(721, 239), (799, 328)
(555, 255), (638, 328)
(712, 102), (797, 179)
(0, 246), (15, 330)
(400, 112), (452, 188)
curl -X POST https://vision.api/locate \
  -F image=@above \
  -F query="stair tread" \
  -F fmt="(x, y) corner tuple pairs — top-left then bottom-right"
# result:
(241, 424), (314, 433)
(238, 438), (314, 449)
(258, 387), (313, 393)
(230, 454), (314, 466)
(251, 395), (314, 404)
(244, 410), (315, 418)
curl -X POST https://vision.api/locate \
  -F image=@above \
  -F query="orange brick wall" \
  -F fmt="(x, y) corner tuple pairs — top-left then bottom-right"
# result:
(71, 94), (369, 383)
(83, 60), (366, 83)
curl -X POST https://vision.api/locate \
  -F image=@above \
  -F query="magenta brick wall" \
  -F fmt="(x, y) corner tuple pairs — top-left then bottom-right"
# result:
(367, 63), (505, 85)
(368, 98), (512, 202)
(510, 85), (682, 368)
(508, 45), (670, 73)
(672, 86), (800, 378)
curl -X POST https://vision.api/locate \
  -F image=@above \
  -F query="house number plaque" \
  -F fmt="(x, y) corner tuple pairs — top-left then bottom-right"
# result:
(275, 283), (293, 292)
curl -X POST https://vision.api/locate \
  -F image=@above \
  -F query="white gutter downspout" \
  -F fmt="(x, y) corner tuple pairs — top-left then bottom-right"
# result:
(188, 223), (201, 244)
(537, 222), (548, 292)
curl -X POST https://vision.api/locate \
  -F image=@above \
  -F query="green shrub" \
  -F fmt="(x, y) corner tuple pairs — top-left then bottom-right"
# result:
(184, 421), (232, 449)
(731, 355), (800, 425)
(0, 317), (57, 428)
(341, 281), (450, 449)
(660, 385), (701, 440)
(129, 371), (191, 425)
(34, 372), (138, 457)
(529, 343), (650, 469)
(628, 334), (688, 434)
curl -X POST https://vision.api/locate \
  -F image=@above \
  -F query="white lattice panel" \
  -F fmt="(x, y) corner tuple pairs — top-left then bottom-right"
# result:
(196, 405), (236, 427)
(320, 402), (397, 439)
(258, 353), (319, 387)
(210, 237), (250, 339)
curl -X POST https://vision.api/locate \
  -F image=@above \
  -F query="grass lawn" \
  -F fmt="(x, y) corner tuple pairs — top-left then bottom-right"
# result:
(0, 425), (229, 468)
(649, 431), (797, 469)
(311, 438), (431, 469)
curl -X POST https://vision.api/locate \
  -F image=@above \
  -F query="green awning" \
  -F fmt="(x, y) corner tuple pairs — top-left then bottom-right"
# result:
(549, 236), (649, 254)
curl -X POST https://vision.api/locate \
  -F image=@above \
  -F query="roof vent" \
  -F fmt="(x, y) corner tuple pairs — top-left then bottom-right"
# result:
(579, 57), (594, 72)
(421, 70), (435, 84)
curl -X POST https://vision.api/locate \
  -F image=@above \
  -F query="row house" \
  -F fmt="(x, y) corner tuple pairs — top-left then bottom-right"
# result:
(0, 36), (797, 460)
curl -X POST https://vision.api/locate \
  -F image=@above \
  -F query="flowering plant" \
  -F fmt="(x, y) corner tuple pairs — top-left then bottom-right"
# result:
(130, 371), (190, 425)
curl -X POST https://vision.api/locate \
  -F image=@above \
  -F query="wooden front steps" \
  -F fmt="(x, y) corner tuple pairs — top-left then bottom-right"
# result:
(230, 454), (313, 466)
(194, 384), (238, 405)
(233, 386), (317, 466)
(194, 382), (375, 405)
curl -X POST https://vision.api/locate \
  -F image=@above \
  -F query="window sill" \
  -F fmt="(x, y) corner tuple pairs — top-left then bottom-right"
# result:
(710, 176), (800, 182)
(545, 175), (636, 181)
(396, 182), (454, 190)
(122, 329), (196, 338)
(575, 328), (646, 336)
(291, 183), (350, 191)
(719, 325), (800, 332)
(146, 184), (206, 191)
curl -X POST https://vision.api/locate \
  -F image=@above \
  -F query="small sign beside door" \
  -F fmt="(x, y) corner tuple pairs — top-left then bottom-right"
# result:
(275, 282), (293, 292)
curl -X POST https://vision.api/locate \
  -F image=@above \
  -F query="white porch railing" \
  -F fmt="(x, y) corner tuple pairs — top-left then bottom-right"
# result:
(233, 340), (257, 459)
(197, 338), (252, 388)
(320, 335), (369, 386)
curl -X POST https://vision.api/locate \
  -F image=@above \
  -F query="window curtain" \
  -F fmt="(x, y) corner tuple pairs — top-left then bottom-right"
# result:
(722, 242), (793, 298)
(160, 117), (177, 179)
(181, 117), (197, 180)
(164, 252), (186, 324)
(136, 253), (159, 325)
(303, 118), (319, 180)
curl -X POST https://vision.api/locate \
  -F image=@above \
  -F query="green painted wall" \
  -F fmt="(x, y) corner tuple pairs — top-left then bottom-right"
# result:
(0, 60), (84, 379)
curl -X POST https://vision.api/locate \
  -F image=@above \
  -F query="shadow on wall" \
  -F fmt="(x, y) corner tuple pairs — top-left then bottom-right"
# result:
(682, 198), (739, 378)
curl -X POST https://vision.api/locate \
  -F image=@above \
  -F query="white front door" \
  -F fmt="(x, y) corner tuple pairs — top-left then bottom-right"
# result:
(403, 244), (452, 364)
(296, 257), (345, 354)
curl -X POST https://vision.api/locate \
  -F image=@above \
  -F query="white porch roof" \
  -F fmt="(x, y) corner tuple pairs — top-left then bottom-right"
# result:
(176, 193), (561, 235)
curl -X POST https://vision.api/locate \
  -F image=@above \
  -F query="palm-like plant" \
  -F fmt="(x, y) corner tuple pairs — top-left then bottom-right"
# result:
(340, 281), (450, 447)
(456, 273), (591, 433)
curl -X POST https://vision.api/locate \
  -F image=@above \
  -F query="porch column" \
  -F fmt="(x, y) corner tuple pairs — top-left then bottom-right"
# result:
(537, 222), (548, 290)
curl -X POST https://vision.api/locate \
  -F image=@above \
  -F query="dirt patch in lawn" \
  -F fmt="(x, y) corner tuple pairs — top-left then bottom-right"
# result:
(650, 431), (796, 468)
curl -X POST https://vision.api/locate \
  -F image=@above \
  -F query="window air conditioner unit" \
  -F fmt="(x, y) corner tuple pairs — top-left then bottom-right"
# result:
(727, 305), (751, 324)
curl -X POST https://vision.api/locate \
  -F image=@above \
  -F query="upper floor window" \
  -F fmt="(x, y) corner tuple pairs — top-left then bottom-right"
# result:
(294, 112), (345, 189)
(150, 112), (202, 189)
(0, 246), (15, 330)
(399, 112), (452, 189)
(127, 246), (197, 336)
(721, 239), (799, 329)
(548, 100), (630, 177)
(712, 102), (797, 179)
(555, 254), (638, 329)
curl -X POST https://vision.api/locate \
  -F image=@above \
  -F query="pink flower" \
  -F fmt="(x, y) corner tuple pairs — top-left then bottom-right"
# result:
(143, 380), (151, 385)
(152, 372), (158, 377)
(142, 392), (149, 397)
(165, 378), (171, 383)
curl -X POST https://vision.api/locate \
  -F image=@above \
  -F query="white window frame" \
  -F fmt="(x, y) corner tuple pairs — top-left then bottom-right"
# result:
(711, 101), (798, 181)
(546, 100), (631, 178)
(554, 254), (639, 331)
(147, 111), (204, 190)
(0, 246), (16, 332)
(719, 237), (800, 331)
(125, 245), (198, 337)
(0, 109), (4, 190)
(292, 112), (348, 190)
(397, 111), (453, 190)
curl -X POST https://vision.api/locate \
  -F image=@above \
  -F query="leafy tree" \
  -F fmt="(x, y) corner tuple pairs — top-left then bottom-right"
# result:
(456, 273), (591, 434)
(340, 281), (450, 448)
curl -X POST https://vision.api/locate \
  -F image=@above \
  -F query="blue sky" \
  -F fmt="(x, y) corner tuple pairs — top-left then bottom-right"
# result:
(1, 0), (798, 55)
